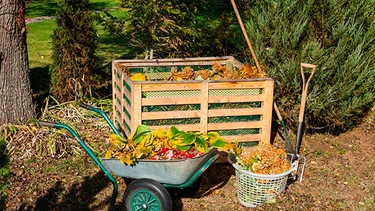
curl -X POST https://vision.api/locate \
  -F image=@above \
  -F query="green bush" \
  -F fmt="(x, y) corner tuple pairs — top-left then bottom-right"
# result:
(240, 0), (375, 132)
(110, 0), (211, 58)
(50, 0), (98, 102)
(96, 1), (245, 58)
(0, 136), (10, 209)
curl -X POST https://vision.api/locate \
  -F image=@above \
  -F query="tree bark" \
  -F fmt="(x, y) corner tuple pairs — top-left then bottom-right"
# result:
(0, 0), (35, 125)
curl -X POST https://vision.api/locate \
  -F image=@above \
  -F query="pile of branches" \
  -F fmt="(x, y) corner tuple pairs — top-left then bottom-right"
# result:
(2, 98), (113, 161)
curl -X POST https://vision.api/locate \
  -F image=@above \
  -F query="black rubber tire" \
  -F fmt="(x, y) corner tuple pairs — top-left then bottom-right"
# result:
(123, 178), (173, 211)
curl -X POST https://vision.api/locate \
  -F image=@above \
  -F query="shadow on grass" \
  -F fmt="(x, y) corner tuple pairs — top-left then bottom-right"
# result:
(26, 0), (118, 18)
(12, 158), (232, 210)
(29, 66), (50, 112)
(26, 1), (58, 18)
(171, 160), (235, 210)
(17, 171), (120, 210)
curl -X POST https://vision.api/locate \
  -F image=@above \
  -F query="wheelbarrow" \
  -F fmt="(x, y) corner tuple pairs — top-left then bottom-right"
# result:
(39, 103), (219, 211)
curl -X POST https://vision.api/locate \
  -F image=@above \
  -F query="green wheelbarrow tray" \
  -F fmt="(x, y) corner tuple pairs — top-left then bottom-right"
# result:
(76, 103), (219, 187)
(101, 148), (218, 186)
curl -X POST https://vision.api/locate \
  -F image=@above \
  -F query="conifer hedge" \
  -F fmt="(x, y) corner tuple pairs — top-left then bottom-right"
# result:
(50, 0), (98, 102)
(240, 0), (375, 132)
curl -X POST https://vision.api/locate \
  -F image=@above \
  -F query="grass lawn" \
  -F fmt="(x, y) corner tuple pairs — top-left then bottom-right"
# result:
(26, 0), (120, 18)
(26, 0), (128, 69)
(27, 20), (55, 70)
(25, 0), (233, 104)
(26, 1), (132, 102)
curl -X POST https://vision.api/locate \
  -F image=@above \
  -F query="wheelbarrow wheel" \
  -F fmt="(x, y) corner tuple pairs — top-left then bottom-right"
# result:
(123, 178), (173, 211)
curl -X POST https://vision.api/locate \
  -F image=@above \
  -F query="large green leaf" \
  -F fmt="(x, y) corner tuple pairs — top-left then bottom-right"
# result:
(175, 144), (192, 151)
(130, 124), (152, 144)
(195, 136), (208, 153)
(207, 132), (232, 151)
(178, 131), (196, 146)
(168, 126), (180, 139)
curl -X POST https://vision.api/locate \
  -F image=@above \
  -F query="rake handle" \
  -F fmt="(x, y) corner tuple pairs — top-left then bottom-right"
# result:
(230, 0), (262, 72)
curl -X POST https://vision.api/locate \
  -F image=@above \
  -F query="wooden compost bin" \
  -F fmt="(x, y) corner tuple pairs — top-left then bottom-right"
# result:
(112, 56), (274, 143)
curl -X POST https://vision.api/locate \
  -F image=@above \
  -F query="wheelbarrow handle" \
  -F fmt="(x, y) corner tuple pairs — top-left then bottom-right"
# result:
(79, 102), (94, 111)
(38, 120), (55, 128)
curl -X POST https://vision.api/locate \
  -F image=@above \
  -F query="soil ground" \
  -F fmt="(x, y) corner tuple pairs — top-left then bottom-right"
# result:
(3, 103), (375, 211)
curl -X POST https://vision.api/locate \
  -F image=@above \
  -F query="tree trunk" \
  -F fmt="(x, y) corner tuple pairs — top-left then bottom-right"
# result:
(0, 0), (35, 125)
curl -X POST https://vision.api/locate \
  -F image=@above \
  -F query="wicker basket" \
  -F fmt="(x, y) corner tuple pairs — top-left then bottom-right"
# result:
(229, 154), (297, 207)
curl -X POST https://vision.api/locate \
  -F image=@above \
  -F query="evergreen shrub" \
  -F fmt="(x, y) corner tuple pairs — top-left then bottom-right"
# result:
(50, 0), (98, 102)
(240, 0), (375, 132)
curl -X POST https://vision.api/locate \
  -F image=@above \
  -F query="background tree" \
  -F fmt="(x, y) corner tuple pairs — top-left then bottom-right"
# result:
(109, 0), (209, 58)
(50, 0), (98, 102)
(0, 0), (35, 125)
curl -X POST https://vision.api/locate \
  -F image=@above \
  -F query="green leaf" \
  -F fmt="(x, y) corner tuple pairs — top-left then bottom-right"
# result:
(130, 125), (151, 144)
(178, 131), (196, 146)
(168, 126), (180, 139)
(175, 145), (192, 151)
(207, 132), (232, 151)
(195, 136), (208, 153)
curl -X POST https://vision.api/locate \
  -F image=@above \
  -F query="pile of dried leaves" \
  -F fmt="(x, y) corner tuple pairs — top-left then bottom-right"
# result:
(128, 62), (267, 81)
(234, 142), (291, 174)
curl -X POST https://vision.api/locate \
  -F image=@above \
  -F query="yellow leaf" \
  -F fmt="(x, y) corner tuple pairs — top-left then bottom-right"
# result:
(119, 155), (135, 165)
(131, 73), (146, 81)
(153, 128), (168, 139)
(104, 150), (112, 158)
(109, 134), (126, 145)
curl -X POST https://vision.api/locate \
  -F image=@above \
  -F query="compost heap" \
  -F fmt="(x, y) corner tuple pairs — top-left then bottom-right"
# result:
(104, 125), (232, 165)
(124, 62), (267, 81)
(233, 142), (291, 174)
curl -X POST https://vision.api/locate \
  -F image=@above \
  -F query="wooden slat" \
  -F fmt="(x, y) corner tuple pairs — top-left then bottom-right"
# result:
(131, 83), (143, 134)
(259, 80), (274, 143)
(147, 124), (201, 132)
(112, 62), (118, 129)
(207, 121), (262, 130)
(208, 94), (264, 104)
(142, 96), (200, 106)
(208, 108), (264, 117)
(141, 82), (202, 91)
(200, 82), (209, 133)
(223, 134), (261, 142)
(142, 110), (201, 120)
(208, 80), (271, 89)
(114, 56), (238, 67)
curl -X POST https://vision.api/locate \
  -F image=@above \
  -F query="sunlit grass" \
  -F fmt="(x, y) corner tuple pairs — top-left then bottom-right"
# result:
(27, 19), (55, 69)
(26, 0), (120, 18)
